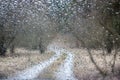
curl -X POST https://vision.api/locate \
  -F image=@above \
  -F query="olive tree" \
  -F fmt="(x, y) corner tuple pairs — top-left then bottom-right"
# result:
(0, 0), (27, 56)
(12, 0), (57, 53)
(95, 0), (120, 53)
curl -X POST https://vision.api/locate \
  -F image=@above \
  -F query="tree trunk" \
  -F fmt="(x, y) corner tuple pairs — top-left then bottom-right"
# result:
(10, 44), (15, 54)
(105, 33), (113, 54)
(39, 42), (45, 54)
(0, 44), (6, 56)
(0, 36), (6, 56)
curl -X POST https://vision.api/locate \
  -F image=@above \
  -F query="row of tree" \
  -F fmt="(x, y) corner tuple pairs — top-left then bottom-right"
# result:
(44, 0), (120, 53)
(0, 0), (119, 56)
(0, 0), (57, 56)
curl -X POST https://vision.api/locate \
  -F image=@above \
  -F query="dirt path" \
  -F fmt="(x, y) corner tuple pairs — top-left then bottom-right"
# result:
(55, 50), (78, 80)
(8, 47), (62, 80)
(8, 46), (77, 80)
(36, 53), (67, 80)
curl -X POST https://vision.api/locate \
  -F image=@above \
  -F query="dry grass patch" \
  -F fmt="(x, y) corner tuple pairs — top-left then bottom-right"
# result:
(0, 48), (54, 79)
(37, 53), (67, 80)
(70, 49), (120, 80)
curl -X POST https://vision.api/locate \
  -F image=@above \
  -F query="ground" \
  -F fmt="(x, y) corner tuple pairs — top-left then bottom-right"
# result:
(0, 48), (54, 79)
(0, 34), (120, 80)
(72, 48), (120, 80)
(37, 53), (67, 80)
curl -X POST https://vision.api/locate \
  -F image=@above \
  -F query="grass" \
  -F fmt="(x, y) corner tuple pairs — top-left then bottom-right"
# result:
(0, 48), (54, 79)
(37, 53), (67, 80)
(70, 48), (120, 80)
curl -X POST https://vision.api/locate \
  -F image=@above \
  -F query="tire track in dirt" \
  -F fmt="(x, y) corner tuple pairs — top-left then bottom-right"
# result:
(36, 53), (67, 80)
(55, 50), (78, 80)
(8, 48), (62, 80)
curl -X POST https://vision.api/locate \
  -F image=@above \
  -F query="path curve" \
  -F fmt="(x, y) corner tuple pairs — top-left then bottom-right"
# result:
(55, 50), (78, 80)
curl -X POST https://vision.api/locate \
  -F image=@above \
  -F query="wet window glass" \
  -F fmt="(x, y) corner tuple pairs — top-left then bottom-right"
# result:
(0, 0), (120, 80)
